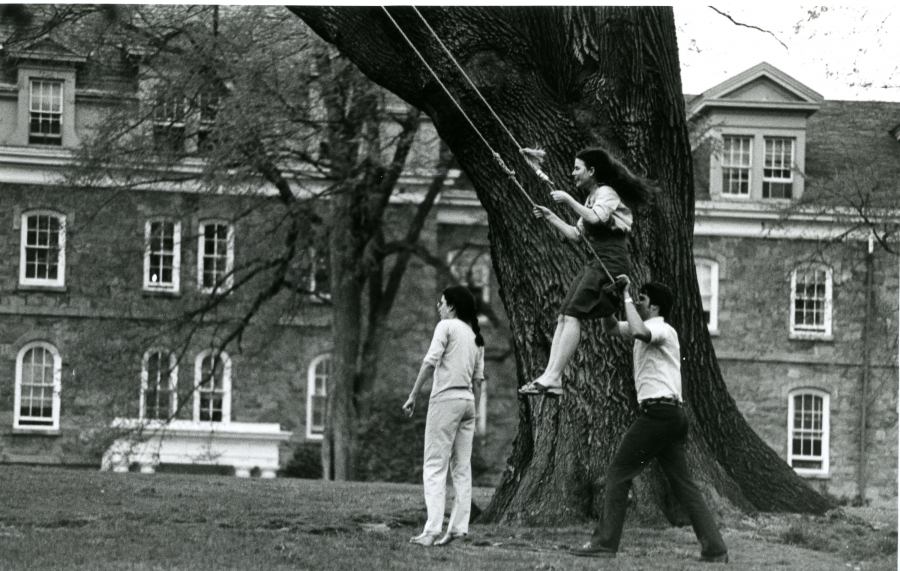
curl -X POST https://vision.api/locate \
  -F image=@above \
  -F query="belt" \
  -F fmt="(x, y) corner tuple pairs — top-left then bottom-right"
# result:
(640, 396), (682, 409)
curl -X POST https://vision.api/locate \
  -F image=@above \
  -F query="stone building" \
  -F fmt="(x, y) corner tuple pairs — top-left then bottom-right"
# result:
(686, 62), (898, 503)
(0, 30), (895, 505)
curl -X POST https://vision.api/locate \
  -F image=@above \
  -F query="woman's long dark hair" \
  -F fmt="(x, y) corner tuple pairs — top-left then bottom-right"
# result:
(576, 147), (659, 207)
(442, 285), (484, 347)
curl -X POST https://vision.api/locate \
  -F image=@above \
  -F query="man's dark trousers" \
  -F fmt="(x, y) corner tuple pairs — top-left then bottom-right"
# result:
(591, 403), (727, 557)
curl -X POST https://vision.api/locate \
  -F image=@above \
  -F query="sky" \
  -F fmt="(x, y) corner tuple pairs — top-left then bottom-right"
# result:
(674, 5), (899, 102)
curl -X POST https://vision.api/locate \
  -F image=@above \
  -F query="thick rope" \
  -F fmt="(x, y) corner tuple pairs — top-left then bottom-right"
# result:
(383, 7), (616, 285)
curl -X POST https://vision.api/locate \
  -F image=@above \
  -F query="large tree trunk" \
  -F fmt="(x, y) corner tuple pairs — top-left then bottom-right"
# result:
(292, 6), (833, 519)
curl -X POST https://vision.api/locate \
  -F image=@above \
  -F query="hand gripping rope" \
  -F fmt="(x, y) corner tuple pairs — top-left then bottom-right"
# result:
(381, 7), (617, 285)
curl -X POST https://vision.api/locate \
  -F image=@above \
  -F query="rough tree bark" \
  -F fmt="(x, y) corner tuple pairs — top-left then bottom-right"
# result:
(291, 6), (833, 520)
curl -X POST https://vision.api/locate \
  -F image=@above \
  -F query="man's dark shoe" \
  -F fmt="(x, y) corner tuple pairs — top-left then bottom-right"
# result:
(700, 552), (729, 563)
(569, 542), (616, 558)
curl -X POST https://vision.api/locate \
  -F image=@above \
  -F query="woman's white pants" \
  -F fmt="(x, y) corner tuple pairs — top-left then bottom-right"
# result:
(422, 398), (476, 535)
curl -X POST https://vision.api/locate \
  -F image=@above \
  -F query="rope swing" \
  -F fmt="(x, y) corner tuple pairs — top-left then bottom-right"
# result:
(381, 7), (617, 285)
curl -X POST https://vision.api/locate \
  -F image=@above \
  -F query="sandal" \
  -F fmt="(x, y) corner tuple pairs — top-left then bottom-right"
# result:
(409, 532), (440, 546)
(518, 381), (563, 396)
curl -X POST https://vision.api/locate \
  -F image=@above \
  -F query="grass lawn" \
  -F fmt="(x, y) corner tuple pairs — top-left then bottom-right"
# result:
(0, 465), (895, 571)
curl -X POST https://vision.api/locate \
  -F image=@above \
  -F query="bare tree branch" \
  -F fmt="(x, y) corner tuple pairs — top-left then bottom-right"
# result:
(708, 6), (788, 50)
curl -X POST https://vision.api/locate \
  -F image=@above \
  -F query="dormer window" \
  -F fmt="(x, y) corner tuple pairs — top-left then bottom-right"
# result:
(153, 94), (186, 154)
(688, 63), (821, 203)
(721, 136), (752, 196)
(762, 138), (794, 199)
(29, 79), (63, 145)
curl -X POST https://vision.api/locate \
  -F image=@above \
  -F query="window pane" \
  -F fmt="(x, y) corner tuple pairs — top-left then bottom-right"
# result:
(793, 269), (829, 331)
(29, 80), (63, 145)
(20, 347), (55, 421)
(721, 137), (751, 195)
(201, 224), (230, 290)
(23, 214), (62, 282)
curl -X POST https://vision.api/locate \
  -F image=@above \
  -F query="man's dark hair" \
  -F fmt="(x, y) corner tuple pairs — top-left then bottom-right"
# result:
(640, 281), (674, 320)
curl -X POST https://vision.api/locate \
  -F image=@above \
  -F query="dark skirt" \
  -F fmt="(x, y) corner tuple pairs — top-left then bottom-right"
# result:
(559, 235), (631, 320)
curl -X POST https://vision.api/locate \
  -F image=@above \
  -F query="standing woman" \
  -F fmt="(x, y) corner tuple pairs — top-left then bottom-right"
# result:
(404, 285), (485, 547)
(520, 147), (656, 396)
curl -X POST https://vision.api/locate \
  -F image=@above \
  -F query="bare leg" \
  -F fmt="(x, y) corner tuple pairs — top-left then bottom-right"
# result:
(540, 315), (581, 387)
(526, 315), (581, 391)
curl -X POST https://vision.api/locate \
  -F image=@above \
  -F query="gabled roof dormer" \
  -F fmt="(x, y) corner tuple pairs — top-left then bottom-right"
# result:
(1, 38), (85, 149)
(688, 62), (823, 119)
(3, 38), (87, 67)
(690, 63), (823, 204)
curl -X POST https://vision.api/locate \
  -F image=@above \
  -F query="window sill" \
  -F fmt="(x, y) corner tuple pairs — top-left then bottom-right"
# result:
(17, 284), (67, 293)
(789, 333), (834, 342)
(10, 427), (61, 436)
(794, 470), (830, 480)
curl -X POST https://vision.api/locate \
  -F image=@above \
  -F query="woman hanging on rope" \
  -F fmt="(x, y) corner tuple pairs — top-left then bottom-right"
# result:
(519, 147), (657, 396)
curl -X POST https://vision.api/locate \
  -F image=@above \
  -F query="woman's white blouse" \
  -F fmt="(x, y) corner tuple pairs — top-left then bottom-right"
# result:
(422, 318), (484, 403)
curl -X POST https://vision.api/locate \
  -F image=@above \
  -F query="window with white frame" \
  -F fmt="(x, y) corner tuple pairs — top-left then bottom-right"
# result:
(721, 136), (752, 196)
(787, 389), (829, 475)
(695, 259), (719, 333)
(197, 221), (234, 294)
(790, 265), (832, 337)
(29, 79), (63, 145)
(141, 349), (178, 421)
(763, 138), (794, 199)
(144, 219), (181, 292)
(14, 342), (62, 430)
(20, 211), (66, 287)
(447, 248), (491, 304)
(152, 93), (186, 154)
(306, 354), (329, 440)
(194, 350), (231, 422)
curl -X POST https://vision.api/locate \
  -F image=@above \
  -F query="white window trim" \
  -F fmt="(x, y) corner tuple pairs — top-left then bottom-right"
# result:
(143, 219), (181, 293)
(13, 342), (62, 431)
(193, 350), (232, 423)
(762, 137), (795, 199)
(789, 265), (833, 339)
(29, 79), (64, 145)
(695, 259), (719, 335)
(720, 135), (753, 198)
(140, 349), (178, 421)
(306, 354), (330, 440)
(197, 220), (234, 294)
(19, 210), (66, 287)
(787, 389), (830, 477)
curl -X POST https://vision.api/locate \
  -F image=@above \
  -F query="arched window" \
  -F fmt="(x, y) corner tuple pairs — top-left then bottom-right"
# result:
(306, 355), (330, 440)
(20, 210), (66, 287)
(194, 350), (231, 422)
(14, 342), (62, 430)
(790, 265), (832, 338)
(695, 259), (719, 334)
(787, 389), (830, 476)
(141, 349), (178, 420)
